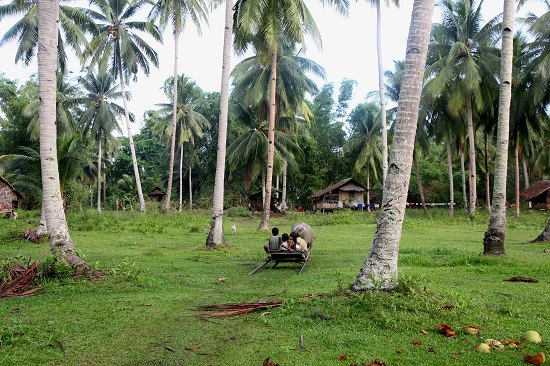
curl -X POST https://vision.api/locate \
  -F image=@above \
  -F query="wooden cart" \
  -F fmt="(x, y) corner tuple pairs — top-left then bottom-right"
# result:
(248, 245), (313, 275)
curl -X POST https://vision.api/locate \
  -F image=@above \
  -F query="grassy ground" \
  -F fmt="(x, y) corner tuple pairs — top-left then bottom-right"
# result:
(1, 208), (549, 365)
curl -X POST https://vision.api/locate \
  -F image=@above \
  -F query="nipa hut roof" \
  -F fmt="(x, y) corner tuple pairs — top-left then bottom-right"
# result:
(309, 178), (366, 199)
(0, 175), (23, 199)
(519, 180), (550, 200)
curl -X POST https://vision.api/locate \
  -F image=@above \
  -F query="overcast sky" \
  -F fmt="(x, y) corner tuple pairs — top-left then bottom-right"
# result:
(0, 0), (545, 134)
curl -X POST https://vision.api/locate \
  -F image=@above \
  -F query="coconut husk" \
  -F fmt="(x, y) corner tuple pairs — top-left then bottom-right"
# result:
(0, 261), (43, 298)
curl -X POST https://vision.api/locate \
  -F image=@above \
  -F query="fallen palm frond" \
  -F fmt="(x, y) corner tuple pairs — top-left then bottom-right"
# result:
(196, 300), (283, 318)
(0, 260), (43, 298)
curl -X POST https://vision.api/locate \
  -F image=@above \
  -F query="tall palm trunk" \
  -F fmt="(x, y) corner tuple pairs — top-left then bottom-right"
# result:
(37, 196), (47, 236)
(179, 144), (183, 211)
(282, 160), (287, 211)
(116, 41), (146, 212)
(376, 0), (388, 184)
(446, 135), (454, 217)
(103, 164), (107, 210)
(38, 0), (86, 269)
(97, 137), (102, 213)
(523, 154), (531, 209)
(460, 142), (468, 214)
(483, 0), (514, 255)
(485, 132), (491, 211)
(165, 25), (181, 210)
(466, 94), (477, 216)
(353, 0), (435, 291)
(188, 165), (193, 209)
(366, 168), (371, 211)
(206, 0), (233, 247)
(515, 143), (520, 218)
(259, 48), (278, 230)
(413, 150), (427, 212)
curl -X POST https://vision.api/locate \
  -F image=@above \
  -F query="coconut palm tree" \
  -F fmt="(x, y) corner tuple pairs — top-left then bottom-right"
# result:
(82, 0), (162, 212)
(352, 0), (435, 291)
(425, 0), (501, 217)
(37, 0), (87, 268)
(233, 0), (349, 230)
(206, 0), (233, 248)
(365, 0), (399, 185)
(148, 0), (208, 210)
(155, 74), (210, 210)
(343, 102), (382, 209)
(482, 0), (515, 255)
(0, 0), (94, 74)
(77, 68), (125, 213)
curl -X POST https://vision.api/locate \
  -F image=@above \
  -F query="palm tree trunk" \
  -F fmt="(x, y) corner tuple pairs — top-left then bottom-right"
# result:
(460, 142), (468, 215)
(116, 42), (146, 213)
(97, 137), (102, 213)
(446, 134), (454, 217)
(165, 27), (181, 210)
(485, 132), (491, 211)
(179, 145), (183, 212)
(259, 48), (278, 230)
(466, 94), (477, 217)
(413, 150), (427, 213)
(38, 0), (86, 269)
(523, 154), (531, 209)
(366, 168), (371, 211)
(37, 195), (47, 236)
(188, 165), (193, 209)
(353, 0), (435, 291)
(206, 0), (233, 247)
(515, 143), (520, 218)
(282, 159), (287, 212)
(376, 0), (388, 185)
(103, 164), (107, 210)
(483, 0), (514, 255)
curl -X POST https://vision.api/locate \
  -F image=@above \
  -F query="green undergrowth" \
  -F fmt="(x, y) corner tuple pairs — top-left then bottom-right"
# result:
(0, 208), (549, 365)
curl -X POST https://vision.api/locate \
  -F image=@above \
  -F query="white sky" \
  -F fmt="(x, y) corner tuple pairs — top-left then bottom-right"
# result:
(0, 0), (545, 135)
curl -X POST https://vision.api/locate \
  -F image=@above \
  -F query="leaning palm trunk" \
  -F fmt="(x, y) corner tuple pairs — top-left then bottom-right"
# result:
(353, 0), (435, 291)
(376, 0), (388, 184)
(466, 95), (477, 217)
(165, 26), (181, 210)
(483, 0), (514, 255)
(38, 0), (86, 269)
(206, 0), (233, 247)
(116, 44), (146, 213)
(446, 135), (454, 217)
(259, 49), (278, 231)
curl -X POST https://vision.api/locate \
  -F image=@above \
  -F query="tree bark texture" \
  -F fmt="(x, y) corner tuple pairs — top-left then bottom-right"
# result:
(376, 0), (388, 185)
(446, 135), (454, 217)
(466, 95), (477, 217)
(353, 0), (435, 291)
(165, 27), (181, 210)
(259, 48), (278, 231)
(206, 0), (233, 247)
(483, 0), (514, 255)
(38, 0), (86, 269)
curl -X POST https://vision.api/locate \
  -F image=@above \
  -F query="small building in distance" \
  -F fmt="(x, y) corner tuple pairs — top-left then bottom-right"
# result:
(147, 187), (167, 202)
(309, 178), (366, 212)
(248, 188), (282, 212)
(520, 180), (550, 210)
(0, 176), (22, 218)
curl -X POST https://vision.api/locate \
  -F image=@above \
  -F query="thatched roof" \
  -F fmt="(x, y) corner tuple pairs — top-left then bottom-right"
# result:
(520, 180), (550, 200)
(0, 175), (23, 199)
(309, 178), (366, 199)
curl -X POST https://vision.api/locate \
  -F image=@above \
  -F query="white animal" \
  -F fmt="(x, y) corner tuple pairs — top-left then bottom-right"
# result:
(231, 225), (236, 235)
(12, 211), (18, 219)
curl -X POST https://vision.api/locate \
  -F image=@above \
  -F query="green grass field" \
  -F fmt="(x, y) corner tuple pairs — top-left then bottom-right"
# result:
(1, 208), (549, 365)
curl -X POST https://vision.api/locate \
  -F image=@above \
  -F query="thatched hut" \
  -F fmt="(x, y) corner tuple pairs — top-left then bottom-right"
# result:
(309, 178), (366, 212)
(0, 176), (22, 218)
(147, 187), (166, 202)
(520, 180), (550, 210)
